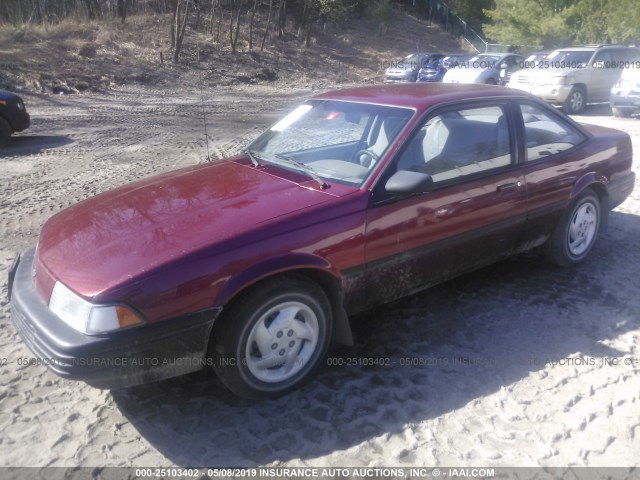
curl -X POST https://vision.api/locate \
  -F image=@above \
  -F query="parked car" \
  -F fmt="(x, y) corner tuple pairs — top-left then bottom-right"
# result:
(610, 64), (640, 117)
(507, 45), (640, 114)
(443, 53), (525, 85)
(499, 51), (550, 85)
(417, 54), (474, 83)
(0, 90), (30, 146)
(384, 53), (446, 83)
(442, 53), (476, 70)
(9, 84), (635, 399)
(522, 51), (551, 67)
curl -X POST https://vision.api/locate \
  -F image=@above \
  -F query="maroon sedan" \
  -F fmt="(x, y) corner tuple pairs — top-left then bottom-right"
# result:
(8, 84), (635, 398)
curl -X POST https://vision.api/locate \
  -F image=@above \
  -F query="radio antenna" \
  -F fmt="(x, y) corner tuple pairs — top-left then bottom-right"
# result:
(197, 42), (211, 162)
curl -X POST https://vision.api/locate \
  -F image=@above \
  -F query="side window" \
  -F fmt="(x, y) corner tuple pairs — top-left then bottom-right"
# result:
(613, 49), (640, 62)
(520, 104), (586, 161)
(592, 51), (612, 67)
(396, 105), (511, 183)
(504, 56), (517, 67)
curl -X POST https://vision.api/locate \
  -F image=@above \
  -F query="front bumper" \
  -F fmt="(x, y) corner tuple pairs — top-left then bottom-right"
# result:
(12, 111), (30, 132)
(384, 75), (416, 83)
(8, 249), (221, 389)
(508, 83), (572, 103)
(417, 73), (443, 82)
(610, 93), (640, 110)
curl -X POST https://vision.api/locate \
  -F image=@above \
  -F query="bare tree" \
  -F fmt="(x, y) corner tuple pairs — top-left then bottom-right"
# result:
(173, 0), (190, 63)
(117, 0), (127, 24)
(194, 0), (201, 30)
(277, 0), (286, 38)
(248, 0), (258, 50)
(260, 0), (273, 51)
(209, 0), (216, 35)
(229, 0), (241, 53)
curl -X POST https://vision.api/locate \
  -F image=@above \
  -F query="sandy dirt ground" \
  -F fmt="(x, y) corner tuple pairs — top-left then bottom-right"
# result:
(0, 86), (639, 468)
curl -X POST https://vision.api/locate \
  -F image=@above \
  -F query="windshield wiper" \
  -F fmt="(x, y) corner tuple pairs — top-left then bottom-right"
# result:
(244, 149), (263, 167)
(274, 153), (329, 189)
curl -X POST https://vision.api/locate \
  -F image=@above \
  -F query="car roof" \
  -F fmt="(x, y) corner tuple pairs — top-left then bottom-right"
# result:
(554, 46), (637, 52)
(554, 47), (599, 52)
(312, 83), (534, 111)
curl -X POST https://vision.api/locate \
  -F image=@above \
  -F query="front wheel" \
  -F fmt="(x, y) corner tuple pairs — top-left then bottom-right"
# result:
(0, 117), (11, 147)
(544, 191), (601, 266)
(562, 87), (586, 114)
(211, 275), (332, 399)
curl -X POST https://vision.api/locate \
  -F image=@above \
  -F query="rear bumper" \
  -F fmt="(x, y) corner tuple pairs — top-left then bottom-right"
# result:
(608, 171), (636, 210)
(384, 76), (416, 83)
(8, 249), (221, 389)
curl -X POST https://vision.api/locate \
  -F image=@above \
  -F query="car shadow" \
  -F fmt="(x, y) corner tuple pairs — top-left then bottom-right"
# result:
(0, 135), (73, 157)
(112, 209), (640, 466)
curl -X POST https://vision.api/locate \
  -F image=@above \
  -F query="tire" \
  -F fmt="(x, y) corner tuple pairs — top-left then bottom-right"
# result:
(562, 87), (586, 114)
(486, 78), (498, 85)
(0, 117), (11, 147)
(612, 106), (633, 118)
(544, 190), (601, 267)
(211, 275), (332, 399)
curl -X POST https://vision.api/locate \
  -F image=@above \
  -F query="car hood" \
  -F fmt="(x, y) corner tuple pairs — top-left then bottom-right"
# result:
(37, 159), (339, 298)
(512, 67), (581, 83)
(0, 90), (20, 101)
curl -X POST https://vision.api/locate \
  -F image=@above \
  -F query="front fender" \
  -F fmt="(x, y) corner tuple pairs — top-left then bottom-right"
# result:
(214, 253), (354, 346)
(214, 253), (337, 307)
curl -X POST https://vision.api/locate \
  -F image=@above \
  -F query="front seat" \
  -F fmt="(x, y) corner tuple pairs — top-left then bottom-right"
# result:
(360, 116), (405, 168)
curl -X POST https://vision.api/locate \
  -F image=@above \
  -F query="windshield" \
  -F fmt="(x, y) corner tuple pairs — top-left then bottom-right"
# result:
(469, 55), (501, 63)
(545, 50), (593, 67)
(525, 53), (546, 63)
(247, 100), (414, 187)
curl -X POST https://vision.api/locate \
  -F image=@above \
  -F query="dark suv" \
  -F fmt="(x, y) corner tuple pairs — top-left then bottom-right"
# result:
(0, 90), (30, 146)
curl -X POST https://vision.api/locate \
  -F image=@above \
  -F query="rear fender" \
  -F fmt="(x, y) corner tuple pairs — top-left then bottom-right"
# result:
(570, 172), (609, 229)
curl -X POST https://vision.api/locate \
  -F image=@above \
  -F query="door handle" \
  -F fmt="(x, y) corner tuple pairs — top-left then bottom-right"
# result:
(496, 181), (523, 194)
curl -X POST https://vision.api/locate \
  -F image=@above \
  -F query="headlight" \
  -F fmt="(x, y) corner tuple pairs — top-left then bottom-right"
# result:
(49, 281), (143, 334)
(549, 76), (569, 85)
(16, 101), (24, 110)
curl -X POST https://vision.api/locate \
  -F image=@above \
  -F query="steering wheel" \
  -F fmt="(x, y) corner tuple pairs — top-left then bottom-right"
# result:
(356, 149), (380, 168)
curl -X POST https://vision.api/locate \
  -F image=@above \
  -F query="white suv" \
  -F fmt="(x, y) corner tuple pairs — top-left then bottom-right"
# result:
(610, 64), (640, 117)
(508, 46), (640, 114)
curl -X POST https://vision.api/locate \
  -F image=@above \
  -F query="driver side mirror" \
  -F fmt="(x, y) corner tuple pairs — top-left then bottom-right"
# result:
(385, 170), (433, 194)
(499, 62), (509, 69)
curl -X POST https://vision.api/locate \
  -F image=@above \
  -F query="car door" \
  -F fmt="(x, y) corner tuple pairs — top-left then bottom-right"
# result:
(515, 101), (590, 249)
(363, 102), (528, 307)
(590, 50), (618, 101)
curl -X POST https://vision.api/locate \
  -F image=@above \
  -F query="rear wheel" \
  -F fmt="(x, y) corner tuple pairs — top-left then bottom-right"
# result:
(0, 117), (11, 147)
(211, 275), (332, 399)
(562, 87), (586, 114)
(544, 190), (601, 266)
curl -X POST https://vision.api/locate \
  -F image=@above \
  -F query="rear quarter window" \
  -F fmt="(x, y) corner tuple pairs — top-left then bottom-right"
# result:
(520, 104), (587, 161)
